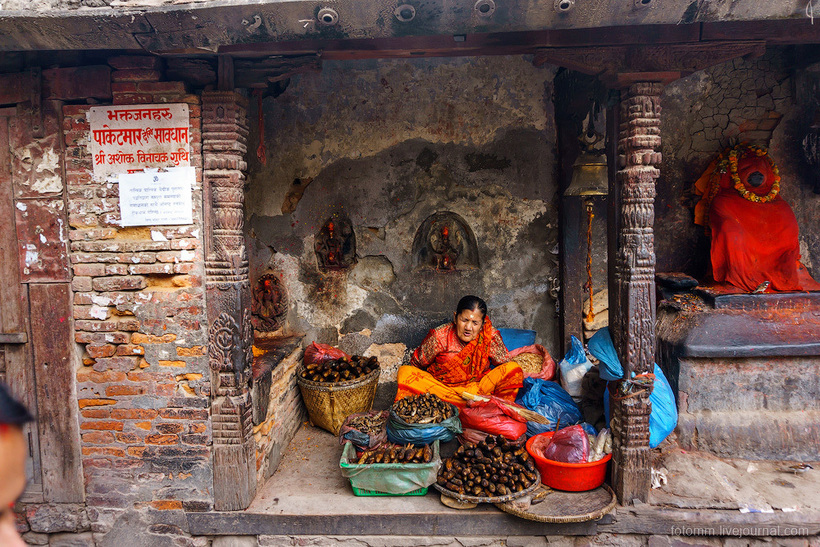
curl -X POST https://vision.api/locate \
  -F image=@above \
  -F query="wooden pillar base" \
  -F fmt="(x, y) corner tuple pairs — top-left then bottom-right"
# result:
(609, 382), (652, 503)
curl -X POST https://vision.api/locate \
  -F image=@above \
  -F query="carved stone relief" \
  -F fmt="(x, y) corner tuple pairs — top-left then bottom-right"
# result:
(314, 215), (356, 271)
(412, 212), (479, 272)
(251, 272), (288, 332)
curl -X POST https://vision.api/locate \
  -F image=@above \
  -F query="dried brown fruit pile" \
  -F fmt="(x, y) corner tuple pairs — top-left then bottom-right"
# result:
(392, 393), (454, 424)
(355, 444), (433, 464)
(437, 435), (537, 497)
(300, 355), (379, 383)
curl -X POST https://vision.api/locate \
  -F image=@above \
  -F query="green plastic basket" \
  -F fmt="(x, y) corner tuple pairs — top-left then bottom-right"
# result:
(350, 485), (429, 497)
(340, 441), (440, 496)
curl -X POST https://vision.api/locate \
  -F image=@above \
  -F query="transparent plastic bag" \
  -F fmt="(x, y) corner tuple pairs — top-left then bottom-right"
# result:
(540, 425), (590, 463)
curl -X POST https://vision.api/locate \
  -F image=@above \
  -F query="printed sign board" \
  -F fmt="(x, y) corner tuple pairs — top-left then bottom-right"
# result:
(87, 104), (190, 180)
(118, 167), (195, 227)
(87, 104), (193, 226)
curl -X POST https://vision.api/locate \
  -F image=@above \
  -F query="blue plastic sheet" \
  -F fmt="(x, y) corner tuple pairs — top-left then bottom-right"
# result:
(587, 328), (624, 382)
(592, 327), (677, 448)
(598, 370), (678, 449)
(515, 377), (583, 437)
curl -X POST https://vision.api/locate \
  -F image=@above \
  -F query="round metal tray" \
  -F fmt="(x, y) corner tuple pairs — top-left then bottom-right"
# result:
(433, 468), (541, 504)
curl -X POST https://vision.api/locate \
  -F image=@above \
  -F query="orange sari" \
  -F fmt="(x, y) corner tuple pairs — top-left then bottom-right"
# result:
(396, 318), (523, 407)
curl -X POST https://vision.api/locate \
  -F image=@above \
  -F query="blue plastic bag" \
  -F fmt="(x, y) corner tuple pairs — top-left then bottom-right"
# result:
(581, 422), (598, 436)
(515, 377), (584, 437)
(603, 363), (678, 448)
(587, 328), (624, 382)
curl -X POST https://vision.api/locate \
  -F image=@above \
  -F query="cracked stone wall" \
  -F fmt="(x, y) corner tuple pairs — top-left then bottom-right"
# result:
(657, 48), (820, 282)
(247, 56), (559, 404)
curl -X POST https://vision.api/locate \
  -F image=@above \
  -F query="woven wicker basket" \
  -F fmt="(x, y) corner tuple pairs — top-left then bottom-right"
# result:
(297, 366), (380, 435)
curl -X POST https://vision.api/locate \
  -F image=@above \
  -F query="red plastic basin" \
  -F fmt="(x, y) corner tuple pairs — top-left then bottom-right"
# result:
(525, 432), (611, 492)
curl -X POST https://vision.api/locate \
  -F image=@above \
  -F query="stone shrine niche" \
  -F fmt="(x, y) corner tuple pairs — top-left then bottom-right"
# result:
(251, 271), (288, 333)
(412, 212), (479, 272)
(314, 215), (356, 271)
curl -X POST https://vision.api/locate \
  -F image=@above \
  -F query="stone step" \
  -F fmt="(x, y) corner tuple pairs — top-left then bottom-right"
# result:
(676, 409), (820, 461)
(677, 357), (820, 413)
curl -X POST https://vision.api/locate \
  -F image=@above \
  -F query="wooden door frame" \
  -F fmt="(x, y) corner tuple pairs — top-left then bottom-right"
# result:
(0, 71), (84, 504)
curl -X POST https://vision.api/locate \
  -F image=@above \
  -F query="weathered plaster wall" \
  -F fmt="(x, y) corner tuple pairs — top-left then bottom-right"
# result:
(657, 48), (820, 282)
(247, 56), (560, 400)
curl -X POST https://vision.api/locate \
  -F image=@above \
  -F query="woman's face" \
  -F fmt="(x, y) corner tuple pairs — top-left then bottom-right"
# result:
(453, 308), (484, 344)
(0, 425), (27, 546)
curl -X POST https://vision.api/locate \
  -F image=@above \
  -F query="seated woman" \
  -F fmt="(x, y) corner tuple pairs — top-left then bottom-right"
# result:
(395, 295), (523, 407)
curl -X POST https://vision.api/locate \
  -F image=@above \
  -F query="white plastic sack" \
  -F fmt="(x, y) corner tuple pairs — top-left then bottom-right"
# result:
(558, 335), (593, 401)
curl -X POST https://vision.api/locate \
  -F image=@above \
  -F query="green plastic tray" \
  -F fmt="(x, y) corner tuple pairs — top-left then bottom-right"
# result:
(350, 485), (429, 496)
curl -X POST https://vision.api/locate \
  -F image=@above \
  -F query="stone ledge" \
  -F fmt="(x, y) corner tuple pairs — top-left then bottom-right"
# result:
(187, 505), (820, 539)
(186, 510), (595, 537)
(676, 410), (820, 461)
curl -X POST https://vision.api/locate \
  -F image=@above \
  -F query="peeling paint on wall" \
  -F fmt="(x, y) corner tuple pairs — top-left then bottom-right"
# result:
(247, 55), (561, 370)
(32, 146), (63, 194)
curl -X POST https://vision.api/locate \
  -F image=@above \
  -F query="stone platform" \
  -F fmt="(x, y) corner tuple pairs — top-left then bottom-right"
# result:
(187, 425), (820, 544)
(656, 289), (820, 461)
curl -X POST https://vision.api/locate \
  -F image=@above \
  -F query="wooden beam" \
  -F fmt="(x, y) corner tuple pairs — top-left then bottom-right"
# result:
(0, 332), (27, 344)
(42, 65), (112, 101)
(29, 67), (43, 138)
(217, 24), (703, 60)
(233, 54), (321, 89)
(0, 72), (29, 106)
(702, 19), (820, 44)
(533, 41), (766, 83)
(29, 283), (85, 503)
(218, 55), (234, 91)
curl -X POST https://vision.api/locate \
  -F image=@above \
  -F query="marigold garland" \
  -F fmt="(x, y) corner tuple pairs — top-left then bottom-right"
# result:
(724, 143), (781, 203)
(699, 143), (781, 232)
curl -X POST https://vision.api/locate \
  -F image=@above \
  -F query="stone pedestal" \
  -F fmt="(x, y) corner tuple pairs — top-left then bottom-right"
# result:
(657, 290), (820, 460)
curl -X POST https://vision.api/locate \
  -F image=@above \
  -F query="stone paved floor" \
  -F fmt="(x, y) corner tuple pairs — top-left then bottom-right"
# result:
(191, 425), (820, 544)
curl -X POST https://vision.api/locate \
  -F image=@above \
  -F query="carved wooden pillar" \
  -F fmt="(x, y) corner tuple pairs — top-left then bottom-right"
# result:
(609, 82), (662, 504)
(202, 91), (256, 511)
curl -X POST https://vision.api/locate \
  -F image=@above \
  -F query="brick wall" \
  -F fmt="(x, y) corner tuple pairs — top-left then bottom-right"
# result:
(252, 344), (305, 484)
(59, 55), (212, 539)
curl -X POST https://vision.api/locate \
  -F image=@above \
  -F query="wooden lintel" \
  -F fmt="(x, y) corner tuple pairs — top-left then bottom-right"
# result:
(233, 54), (322, 88)
(702, 19), (820, 45)
(612, 71), (683, 88)
(0, 72), (28, 106)
(534, 40), (765, 86)
(217, 24), (700, 59)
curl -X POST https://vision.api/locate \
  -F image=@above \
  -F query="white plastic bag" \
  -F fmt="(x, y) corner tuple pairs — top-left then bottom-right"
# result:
(558, 336), (593, 401)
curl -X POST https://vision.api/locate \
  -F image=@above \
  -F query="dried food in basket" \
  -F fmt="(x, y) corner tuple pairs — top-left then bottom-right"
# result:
(388, 393), (462, 444)
(301, 354), (380, 383)
(339, 410), (389, 450)
(392, 393), (455, 424)
(355, 443), (433, 464)
(436, 434), (538, 498)
(340, 441), (441, 495)
(509, 344), (556, 380)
